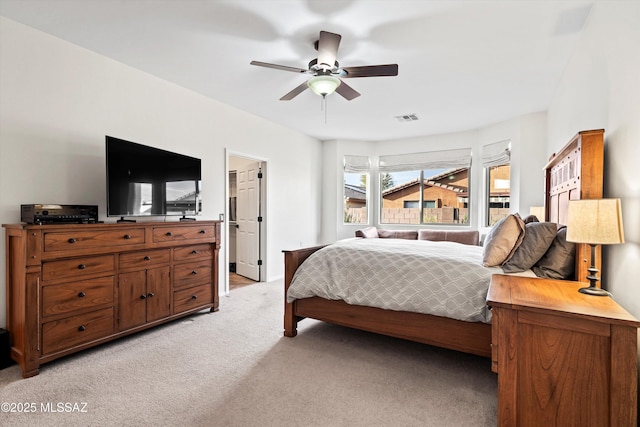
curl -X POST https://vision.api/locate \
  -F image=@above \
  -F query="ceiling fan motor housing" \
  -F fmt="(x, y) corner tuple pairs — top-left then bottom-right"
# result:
(308, 58), (341, 74)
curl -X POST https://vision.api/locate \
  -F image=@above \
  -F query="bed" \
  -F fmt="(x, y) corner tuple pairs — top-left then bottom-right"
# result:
(283, 129), (604, 358)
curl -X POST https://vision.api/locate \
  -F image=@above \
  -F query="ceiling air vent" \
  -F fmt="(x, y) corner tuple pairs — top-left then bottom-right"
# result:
(395, 113), (419, 122)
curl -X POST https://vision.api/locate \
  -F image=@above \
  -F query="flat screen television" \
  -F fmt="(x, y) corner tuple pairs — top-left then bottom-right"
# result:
(106, 136), (202, 219)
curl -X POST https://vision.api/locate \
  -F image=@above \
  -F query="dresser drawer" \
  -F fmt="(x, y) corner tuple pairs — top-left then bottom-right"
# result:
(42, 255), (115, 281)
(42, 308), (114, 355)
(173, 261), (212, 289)
(42, 276), (115, 317)
(173, 244), (212, 262)
(173, 284), (212, 314)
(43, 228), (145, 253)
(152, 225), (215, 243)
(119, 249), (171, 270)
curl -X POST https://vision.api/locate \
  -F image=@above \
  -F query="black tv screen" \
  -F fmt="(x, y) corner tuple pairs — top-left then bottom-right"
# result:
(106, 136), (202, 218)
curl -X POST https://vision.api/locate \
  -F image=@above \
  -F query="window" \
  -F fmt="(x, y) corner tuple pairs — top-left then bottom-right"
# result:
(379, 148), (472, 225)
(403, 200), (436, 208)
(343, 155), (369, 224)
(482, 140), (511, 226)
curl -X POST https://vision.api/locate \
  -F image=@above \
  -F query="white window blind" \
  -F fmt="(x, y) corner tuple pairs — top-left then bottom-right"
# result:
(481, 140), (511, 168)
(344, 155), (370, 173)
(378, 148), (472, 172)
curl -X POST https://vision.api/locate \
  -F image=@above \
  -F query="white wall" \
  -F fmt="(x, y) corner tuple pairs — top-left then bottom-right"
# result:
(324, 112), (548, 242)
(547, 2), (640, 320)
(0, 17), (322, 329)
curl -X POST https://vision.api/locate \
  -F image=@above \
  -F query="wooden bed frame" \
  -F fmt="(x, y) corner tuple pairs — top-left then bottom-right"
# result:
(283, 129), (604, 358)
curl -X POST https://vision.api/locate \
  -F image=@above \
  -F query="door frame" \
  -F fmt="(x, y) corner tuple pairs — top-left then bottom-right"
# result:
(224, 149), (268, 295)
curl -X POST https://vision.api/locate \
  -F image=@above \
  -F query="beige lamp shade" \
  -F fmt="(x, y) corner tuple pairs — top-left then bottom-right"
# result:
(566, 198), (625, 244)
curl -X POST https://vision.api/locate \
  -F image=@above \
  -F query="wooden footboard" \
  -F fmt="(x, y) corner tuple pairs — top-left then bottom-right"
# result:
(283, 245), (327, 337)
(283, 245), (492, 357)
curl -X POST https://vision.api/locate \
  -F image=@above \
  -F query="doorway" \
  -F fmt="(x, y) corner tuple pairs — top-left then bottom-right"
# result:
(226, 152), (267, 293)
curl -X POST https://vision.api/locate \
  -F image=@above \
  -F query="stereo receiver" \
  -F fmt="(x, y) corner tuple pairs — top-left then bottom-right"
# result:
(21, 204), (99, 224)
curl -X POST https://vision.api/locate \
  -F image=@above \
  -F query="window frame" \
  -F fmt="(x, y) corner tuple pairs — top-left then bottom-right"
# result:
(481, 140), (511, 227)
(343, 155), (370, 225)
(378, 148), (472, 226)
(485, 164), (511, 226)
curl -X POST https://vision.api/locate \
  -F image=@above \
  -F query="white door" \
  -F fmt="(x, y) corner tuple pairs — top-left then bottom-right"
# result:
(236, 161), (261, 281)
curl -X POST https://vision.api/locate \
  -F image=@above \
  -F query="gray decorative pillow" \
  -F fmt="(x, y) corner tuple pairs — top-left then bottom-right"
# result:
(532, 227), (576, 280)
(482, 213), (525, 267)
(502, 222), (558, 273)
(418, 229), (479, 246)
(355, 226), (378, 238)
(377, 229), (418, 240)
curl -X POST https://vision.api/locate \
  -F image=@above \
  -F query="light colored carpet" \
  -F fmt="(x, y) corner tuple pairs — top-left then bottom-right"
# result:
(0, 279), (497, 426)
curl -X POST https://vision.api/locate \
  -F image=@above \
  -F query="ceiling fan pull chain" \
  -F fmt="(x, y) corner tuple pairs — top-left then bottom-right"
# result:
(323, 95), (328, 124)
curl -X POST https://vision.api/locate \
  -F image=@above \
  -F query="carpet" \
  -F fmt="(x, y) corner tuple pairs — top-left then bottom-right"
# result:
(0, 279), (496, 426)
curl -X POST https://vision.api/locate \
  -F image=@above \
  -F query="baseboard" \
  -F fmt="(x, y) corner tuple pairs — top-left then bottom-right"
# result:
(0, 329), (15, 369)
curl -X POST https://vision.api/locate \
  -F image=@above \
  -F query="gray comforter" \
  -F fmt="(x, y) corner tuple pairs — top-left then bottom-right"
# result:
(287, 238), (496, 323)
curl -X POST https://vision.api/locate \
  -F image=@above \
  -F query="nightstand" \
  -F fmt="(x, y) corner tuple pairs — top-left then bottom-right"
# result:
(487, 274), (640, 427)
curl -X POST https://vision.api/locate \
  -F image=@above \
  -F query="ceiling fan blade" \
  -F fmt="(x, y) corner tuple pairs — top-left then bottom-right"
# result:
(250, 60), (309, 74)
(342, 64), (399, 78)
(317, 31), (341, 68)
(335, 80), (361, 101)
(280, 81), (309, 101)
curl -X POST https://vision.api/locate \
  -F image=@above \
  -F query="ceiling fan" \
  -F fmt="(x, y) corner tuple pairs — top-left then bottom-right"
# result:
(250, 30), (398, 101)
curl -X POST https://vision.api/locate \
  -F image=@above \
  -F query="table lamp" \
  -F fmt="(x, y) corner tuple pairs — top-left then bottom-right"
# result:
(566, 198), (624, 296)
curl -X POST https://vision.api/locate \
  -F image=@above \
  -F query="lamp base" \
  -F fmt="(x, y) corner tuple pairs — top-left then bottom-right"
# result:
(577, 243), (611, 297)
(578, 286), (611, 297)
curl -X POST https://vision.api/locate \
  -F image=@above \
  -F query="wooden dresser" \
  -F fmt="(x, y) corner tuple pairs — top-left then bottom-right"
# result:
(487, 274), (639, 427)
(3, 221), (221, 377)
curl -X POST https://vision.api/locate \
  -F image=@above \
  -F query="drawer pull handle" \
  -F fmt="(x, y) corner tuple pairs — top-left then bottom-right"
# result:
(78, 264), (87, 270)
(147, 292), (155, 298)
(165, 232), (172, 237)
(144, 256), (151, 261)
(124, 234), (131, 240)
(199, 230), (206, 234)
(191, 250), (198, 255)
(68, 238), (76, 244)
(191, 295), (198, 300)
(78, 325), (86, 332)
(191, 270), (198, 275)
(78, 291), (86, 298)
(140, 294), (147, 300)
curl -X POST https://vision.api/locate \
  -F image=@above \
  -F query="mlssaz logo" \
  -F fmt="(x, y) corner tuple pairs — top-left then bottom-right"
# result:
(40, 402), (89, 413)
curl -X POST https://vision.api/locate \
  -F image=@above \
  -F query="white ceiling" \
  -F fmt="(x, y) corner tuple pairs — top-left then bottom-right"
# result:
(0, 0), (594, 142)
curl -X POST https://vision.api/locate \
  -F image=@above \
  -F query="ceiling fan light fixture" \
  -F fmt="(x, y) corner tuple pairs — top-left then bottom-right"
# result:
(307, 75), (341, 97)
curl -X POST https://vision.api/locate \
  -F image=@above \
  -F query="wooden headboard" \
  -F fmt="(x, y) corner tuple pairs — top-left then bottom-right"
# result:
(544, 129), (604, 282)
